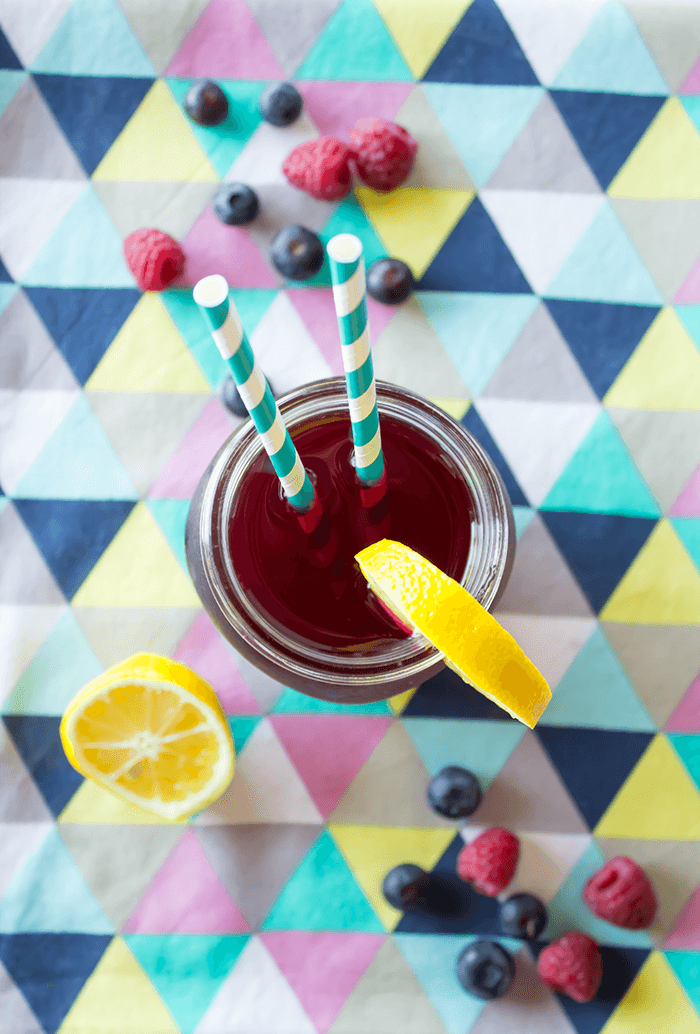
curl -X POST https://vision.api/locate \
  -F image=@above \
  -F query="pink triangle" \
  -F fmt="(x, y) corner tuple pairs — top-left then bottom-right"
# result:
(174, 204), (280, 289)
(669, 463), (700, 516)
(166, 0), (285, 78)
(675, 261), (700, 303)
(664, 885), (700, 949)
(298, 82), (415, 143)
(681, 60), (700, 95)
(149, 397), (234, 499)
(269, 714), (392, 818)
(261, 931), (385, 1033)
(174, 611), (262, 715)
(123, 831), (250, 934)
(286, 289), (394, 375)
(666, 672), (700, 732)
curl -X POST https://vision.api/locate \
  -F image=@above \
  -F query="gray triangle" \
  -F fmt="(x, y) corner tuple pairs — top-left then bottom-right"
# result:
(228, 649), (285, 712)
(92, 180), (214, 242)
(0, 77), (85, 180)
(0, 504), (64, 604)
(610, 199), (700, 302)
(608, 408), (700, 510)
(494, 514), (594, 618)
(118, 0), (210, 73)
(329, 938), (449, 1034)
(476, 731), (589, 833)
(0, 960), (44, 1034)
(482, 303), (597, 403)
(626, 2), (700, 91)
(0, 725), (53, 822)
(86, 391), (209, 497)
(0, 290), (77, 391)
(601, 622), (700, 727)
(59, 824), (186, 929)
(245, 0), (342, 75)
(469, 948), (577, 1034)
(196, 824), (320, 929)
(71, 606), (199, 668)
(487, 94), (600, 193)
(245, 181), (338, 253)
(397, 86), (475, 190)
(373, 297), (471, 399)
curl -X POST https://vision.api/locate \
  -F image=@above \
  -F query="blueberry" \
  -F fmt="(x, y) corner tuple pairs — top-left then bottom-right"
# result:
(427, 765), (482, 819)
(270, 225), (324, 281)
(259, 82), (303, 127)
(213, 183), (260, 226)
(183, 80), (228, 126)
(456, 940), (516, 1001)
(382, 864), (431, 911)
(221, 376), (276, 418)
(500, 893), (548, 940)
(366, 258), (415, 305)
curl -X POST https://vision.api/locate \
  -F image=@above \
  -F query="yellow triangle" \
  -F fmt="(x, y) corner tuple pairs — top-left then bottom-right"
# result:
(428, 396), (471, 420)
(388, 687), (416, 714)
(609, 97), (700, 199)
(600, 951), (700, 1034)
(329, 824), (454, 930)
(356, 187), (473, 277)
(57, 937), (180, 1033)
(59, 777), (186, 825)
(373, 0), (473, 78)
(600, 519), (700, 625)
(86, 293), (210, 393)
(595, 735), (700, 840)
(604, 308), (700, 410)
(72, 502), (201, 608)
(93, 79), (217, 182)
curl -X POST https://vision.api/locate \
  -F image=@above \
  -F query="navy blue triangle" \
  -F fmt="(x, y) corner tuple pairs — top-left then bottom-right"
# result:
(0, 26), (22, 70)
(0, 933), (111, 1034)
(550, 91), (665, 191)
(403, 666), (515, 720)
(24, 288), (140, 384)
(2, 716), (84, 817)
(33, 74), (154, 176)
(423, 0), (538, 85)
(535, 726), (653, 830)
(544, 300), (659, 399)
(461, 405), (529, 506)
(14, 499), (135, 600)
(540, 511), (656, 613)
(0, 255), (12, 282)
(418, 197), (533, 293)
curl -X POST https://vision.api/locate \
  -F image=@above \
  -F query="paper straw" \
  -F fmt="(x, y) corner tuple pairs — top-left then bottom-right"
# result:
(327, 234), (385, 488)
(194, 274), (317, 517)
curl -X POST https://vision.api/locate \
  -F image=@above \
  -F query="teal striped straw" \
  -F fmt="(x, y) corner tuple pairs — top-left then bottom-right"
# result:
(193, 275), (318, 517)
(327, 234), (385, 488)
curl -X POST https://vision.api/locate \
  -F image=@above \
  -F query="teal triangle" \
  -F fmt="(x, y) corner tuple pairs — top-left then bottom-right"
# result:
(31, 0), (155, 76)
(513, 505), (536, 539)
(547, 840), (653, 948)
(13, 394), (137, 500)
(0, 283), (18, 316)
(417, 291), (538, 395)
(664, 951), (700, 1013)
(668, 733), (700, 793)
(321, 194), (387, 268)
(125, 934), (249, 1034)
(681, 97), (700, 137)
(272, 686), (392, 715)
(0, 69), (27, 116)
(165, 80), (263, 179)
(670, 518), (700, 573)
(402, 718), (525, 789)
(262, 830), (383, 931)
(546, 202), (664, 306)
(296, 0), (413, 80)
(422, 84), (543, 186)
(544, 626), (656, 731)
(676, 305), (700, 349)
(228, 716), (263, 755)
(553, 1), (668, 95)
(146, 499), (190, 571)
(0, 827), (114, 933)
(21, 185), (134, 288)
(2, 610), (102, 716)
(542, 410), (660, 517)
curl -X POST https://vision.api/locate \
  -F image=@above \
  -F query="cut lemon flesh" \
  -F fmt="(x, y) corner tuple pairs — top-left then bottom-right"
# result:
(60, 653), (234, 820)
(356, 539), (551, 728)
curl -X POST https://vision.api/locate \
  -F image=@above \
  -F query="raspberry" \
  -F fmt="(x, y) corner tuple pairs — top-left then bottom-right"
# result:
(124, 228), (185, 292)
(538, 932), (603, 1003)
(282, 136), (353, 201)
(583, 856), (657, 930)
(350, 119), (417, 192)
(456, 827), (519, 896)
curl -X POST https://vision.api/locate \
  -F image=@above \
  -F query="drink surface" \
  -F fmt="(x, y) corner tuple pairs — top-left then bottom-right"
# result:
(228, 413), (473, 655)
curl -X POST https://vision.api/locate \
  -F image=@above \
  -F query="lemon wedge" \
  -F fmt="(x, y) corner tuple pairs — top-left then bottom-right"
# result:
(60, 653), (234, 820)
(356, 539), (551, 728)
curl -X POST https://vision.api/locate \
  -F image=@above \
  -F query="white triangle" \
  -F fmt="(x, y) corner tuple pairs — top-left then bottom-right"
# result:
(225, 114), (320, 187)
(0, 0), (73, 66)
(475, 398), (600, 506)
(196, 719), (323, 825)
(0, 604), (65, 706)
(497, 0), (608, 85)
(505, 831), (593, 903)
(226, 649), (285, 713)
(0, 959), (45, 1034)
(0, 389), (80, 493)
(0, 722), (55, 822)
(480, 190), (605, 294)
(250, 291), (332, 397)
(195, 936), (316, 1034)
(0, 178), (86, 281)
(495, 614), (597, 688)
(0, 822), (54, 897)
